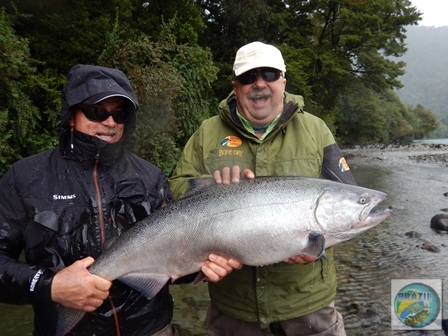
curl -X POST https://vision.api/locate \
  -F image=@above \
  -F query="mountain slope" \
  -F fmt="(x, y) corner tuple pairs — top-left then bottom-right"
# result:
(395, 26), (448, 120)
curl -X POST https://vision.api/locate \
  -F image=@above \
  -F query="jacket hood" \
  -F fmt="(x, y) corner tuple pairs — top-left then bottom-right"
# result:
(59, 64), (139, 146)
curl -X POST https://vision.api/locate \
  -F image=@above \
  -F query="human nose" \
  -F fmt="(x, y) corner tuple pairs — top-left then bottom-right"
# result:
(253, 70), (267, 87)
(102, 115), (117, 126)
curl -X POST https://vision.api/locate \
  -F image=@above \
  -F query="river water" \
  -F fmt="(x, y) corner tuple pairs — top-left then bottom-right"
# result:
(1, 146), (448, 335)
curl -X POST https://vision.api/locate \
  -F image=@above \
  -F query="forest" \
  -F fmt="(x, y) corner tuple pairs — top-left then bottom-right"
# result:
(0, 0), (439, 176)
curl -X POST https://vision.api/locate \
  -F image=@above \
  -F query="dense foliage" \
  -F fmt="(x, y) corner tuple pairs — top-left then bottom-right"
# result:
(0, 0), (438, 176)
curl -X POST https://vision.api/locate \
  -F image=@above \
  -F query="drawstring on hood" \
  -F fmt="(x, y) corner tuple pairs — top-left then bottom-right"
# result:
(70, 126), (74, 151)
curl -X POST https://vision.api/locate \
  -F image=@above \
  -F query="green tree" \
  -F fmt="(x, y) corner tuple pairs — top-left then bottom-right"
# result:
(196, 0), (290, 98)
(1, 0), (206, 74)
(338, 82), (388, 144)
(0, 8), (60, 176)
(99, 20), (218, 175)
(281, 0), (420, 123)
(410, 104), (439, 139)
(379, 89), (414, 142)
(337, 81), (419, 144)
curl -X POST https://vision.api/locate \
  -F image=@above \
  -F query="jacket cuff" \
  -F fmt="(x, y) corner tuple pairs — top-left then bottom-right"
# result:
(31, 269), (55, 303)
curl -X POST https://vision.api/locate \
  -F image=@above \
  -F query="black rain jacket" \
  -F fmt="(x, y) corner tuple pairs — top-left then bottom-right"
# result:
(0, 64), (174, 335)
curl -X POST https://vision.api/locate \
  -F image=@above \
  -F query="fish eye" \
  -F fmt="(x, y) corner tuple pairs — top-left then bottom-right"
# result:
(358, 196), (369, 205)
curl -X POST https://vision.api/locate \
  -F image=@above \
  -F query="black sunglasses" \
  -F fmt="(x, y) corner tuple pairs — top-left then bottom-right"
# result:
(237, 67), (282, 85)
(78, 106), (128, 124)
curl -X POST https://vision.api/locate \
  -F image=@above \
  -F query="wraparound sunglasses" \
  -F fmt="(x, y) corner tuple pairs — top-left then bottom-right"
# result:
(79, 106), (128, 124)
(237, 67), (282, 85)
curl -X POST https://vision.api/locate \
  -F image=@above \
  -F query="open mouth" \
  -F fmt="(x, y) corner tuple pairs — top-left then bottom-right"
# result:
(95, 133), (116, 141)
(364, 206), (393, 227)
(251, 97), (269, 105)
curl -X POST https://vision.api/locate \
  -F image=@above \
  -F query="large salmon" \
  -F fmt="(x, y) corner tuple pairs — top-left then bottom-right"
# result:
(56, 176), (392, 335)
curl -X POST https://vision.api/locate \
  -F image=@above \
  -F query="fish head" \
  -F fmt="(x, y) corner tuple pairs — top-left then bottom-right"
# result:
(314, 184), (392, 246)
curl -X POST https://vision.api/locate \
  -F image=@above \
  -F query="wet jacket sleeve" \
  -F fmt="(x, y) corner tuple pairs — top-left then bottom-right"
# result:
(321, 143), (357, 185)
(0, 166), (54, 304)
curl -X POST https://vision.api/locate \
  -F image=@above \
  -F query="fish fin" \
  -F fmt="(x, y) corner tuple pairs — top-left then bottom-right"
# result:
(319, 250), (328, 260)
(119, 273), (169, 300)
(182, 177), (216, 198)
(56, 304), (85, 336)
(302, 231), (326, 259)
(102, 236), (119, 252)
(192, 270), (207, 284)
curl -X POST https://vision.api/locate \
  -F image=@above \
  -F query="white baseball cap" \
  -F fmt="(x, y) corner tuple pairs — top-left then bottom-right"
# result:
(233, 41), (286, 76)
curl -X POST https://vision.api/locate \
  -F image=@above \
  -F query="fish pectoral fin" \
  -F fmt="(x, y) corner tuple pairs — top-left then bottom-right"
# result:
(102, 236), (119, 252)
(119, 273), (169, 300)
(319, 250), (328, 260)
(302, 231), (326, 259)
(192, 270), (207, 284)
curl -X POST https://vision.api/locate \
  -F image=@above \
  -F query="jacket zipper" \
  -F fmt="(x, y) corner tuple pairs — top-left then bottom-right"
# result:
(92, 150), (121, 336)
(93, 152), (106, 244)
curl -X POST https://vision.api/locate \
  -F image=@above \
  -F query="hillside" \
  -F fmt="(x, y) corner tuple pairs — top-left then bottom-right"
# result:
(395, 25), (448, 122)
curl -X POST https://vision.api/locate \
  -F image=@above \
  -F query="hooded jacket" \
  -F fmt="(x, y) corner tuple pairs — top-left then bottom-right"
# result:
(168, 91), (356, 328)
(0, 64), (174, 335)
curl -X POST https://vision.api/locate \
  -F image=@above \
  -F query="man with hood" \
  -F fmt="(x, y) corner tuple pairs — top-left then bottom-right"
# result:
(169, 42), (355, 335)
(0, 64), (240, 336)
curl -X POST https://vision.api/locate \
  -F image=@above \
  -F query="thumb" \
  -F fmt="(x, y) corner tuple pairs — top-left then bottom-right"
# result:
(78, 256), (95, 269)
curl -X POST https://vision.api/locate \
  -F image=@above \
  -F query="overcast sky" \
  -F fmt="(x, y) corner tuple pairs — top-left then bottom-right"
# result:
(410, 0), (448, 27)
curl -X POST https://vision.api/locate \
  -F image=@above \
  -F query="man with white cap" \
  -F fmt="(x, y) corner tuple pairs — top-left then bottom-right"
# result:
(0, 64), (241, 336)
(169, 42), (355, 335)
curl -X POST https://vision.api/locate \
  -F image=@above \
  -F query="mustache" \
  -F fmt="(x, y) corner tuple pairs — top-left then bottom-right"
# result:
(94, 129), (117, 136)
(247, 89), (272, 100)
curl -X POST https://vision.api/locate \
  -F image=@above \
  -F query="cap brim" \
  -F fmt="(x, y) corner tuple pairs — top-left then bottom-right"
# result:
(234, 62), (286, 76)
(83, 92), (137, 109)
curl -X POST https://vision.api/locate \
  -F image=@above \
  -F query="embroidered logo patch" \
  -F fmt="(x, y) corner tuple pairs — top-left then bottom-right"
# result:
(220, 136), (242, 147)
(339, 157), (350, 172)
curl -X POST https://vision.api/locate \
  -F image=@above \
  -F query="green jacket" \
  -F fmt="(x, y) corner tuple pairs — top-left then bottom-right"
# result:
(168, 92), (355, 327)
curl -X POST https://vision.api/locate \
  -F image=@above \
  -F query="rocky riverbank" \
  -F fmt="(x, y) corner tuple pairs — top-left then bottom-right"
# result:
(342, 143), (448, 165)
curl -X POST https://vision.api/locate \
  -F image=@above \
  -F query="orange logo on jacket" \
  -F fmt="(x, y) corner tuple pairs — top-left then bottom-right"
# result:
(220, 136), (242, 147)
(339, 157), (350, 172)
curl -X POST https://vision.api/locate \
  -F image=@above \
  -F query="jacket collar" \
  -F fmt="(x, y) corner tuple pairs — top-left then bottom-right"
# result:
(61, 130), (125, 168)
